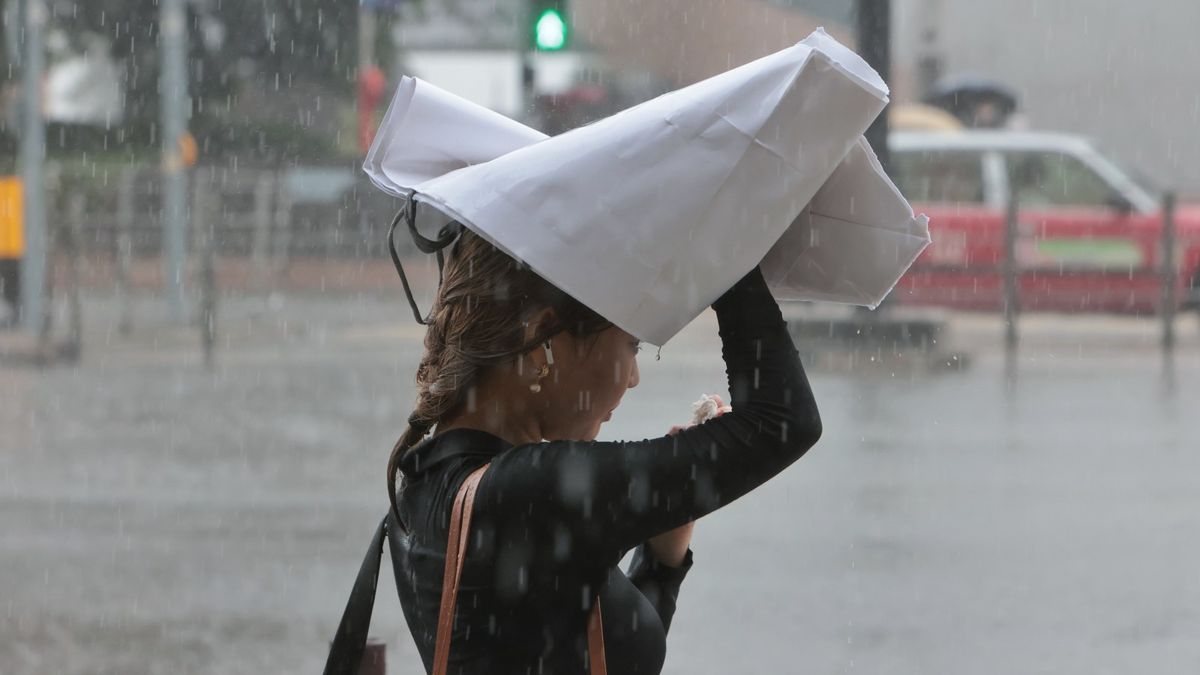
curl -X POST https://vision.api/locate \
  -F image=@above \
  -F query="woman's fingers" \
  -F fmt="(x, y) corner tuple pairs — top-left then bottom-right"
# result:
(711, 394), (726, 414)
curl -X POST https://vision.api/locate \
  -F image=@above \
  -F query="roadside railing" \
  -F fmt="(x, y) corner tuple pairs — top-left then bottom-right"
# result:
(7, 162), (407, 366)
(50, 163), (405, 262)
(1000, 188), (1185, 354)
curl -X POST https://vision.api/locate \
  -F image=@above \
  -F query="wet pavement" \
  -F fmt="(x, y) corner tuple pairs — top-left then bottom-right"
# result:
(2, 291), (1199, 674)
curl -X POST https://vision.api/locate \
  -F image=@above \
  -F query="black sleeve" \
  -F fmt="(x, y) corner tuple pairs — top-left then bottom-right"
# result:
(473, 267), (822, 569)
(626, 543), (694, 633)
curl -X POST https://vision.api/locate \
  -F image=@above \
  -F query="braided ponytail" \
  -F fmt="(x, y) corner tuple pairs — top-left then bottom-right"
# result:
(387, 230), (611, 529)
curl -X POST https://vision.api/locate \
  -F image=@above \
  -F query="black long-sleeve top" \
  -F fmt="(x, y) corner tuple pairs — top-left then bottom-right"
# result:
(388, 268), (822, 674)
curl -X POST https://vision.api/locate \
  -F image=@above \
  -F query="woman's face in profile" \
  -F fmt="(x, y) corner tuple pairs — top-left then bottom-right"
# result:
(541, 325), (642, 441)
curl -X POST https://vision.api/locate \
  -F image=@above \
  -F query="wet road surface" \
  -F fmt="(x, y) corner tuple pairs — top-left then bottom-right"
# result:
(3, 293), (1199, 674)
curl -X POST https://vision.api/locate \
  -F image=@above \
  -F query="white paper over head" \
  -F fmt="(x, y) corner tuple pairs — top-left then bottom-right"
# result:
(364, 77), (547, 193)
(761, 137), (931, 306)
(365, 28), (931, 345)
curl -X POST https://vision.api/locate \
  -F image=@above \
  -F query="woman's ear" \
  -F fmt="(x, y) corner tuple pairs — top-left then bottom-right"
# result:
(524, 307), (558, 346)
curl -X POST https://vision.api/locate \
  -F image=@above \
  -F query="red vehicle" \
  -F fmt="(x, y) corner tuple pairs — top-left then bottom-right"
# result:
(889, 130), (1200, 315)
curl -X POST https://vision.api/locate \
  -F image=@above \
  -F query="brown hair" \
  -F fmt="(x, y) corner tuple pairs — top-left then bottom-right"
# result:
(387, 229), (612, 527)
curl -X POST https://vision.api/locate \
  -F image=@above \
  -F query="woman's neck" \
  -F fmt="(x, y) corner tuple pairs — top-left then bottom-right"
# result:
(436, 375), (545, 446)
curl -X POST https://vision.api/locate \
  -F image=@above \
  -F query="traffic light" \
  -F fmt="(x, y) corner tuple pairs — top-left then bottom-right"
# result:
(531, 1), (569, 52)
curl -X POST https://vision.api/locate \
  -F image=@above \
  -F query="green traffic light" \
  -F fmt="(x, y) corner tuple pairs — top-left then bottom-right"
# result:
(535, 8), (567, 51)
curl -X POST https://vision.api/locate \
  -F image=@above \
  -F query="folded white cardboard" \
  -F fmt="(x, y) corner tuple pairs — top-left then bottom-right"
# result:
(365, 28), (931, 346)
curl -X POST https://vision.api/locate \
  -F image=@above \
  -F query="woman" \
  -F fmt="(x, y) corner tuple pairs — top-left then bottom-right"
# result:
(382, 228), (822, 674)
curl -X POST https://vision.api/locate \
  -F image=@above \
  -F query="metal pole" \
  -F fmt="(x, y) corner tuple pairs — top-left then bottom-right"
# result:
(115, 167), (136, 336)
(18, 0), (47, 334)
(64, 191), (84, 360)
(193, 172), (216, 368)
(271, 174), (293, 280)
(4, 1), (22, 66)
(358, 4), (377, 154)
(37, 164), (59, 356)
(521, 1), (535, 124)
(857, 0), (892, 176)
(251, 173), (274, 292)
(1003, 182), (1020, 352)
(521, 56), (535, 125)
(359, 5), (377, 70)
(916, 0), (943, 100)
(1160, 191), (1177, 351)
(161, 0), (189, 320)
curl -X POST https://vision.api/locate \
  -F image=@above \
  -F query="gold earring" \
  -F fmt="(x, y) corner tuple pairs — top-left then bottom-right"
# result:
(530, 363), (550, 393)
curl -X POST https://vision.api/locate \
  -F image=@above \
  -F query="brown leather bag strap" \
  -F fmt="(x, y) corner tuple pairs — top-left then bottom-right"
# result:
(432, 463), (487, 675)
(587, 596), (608, 675)
(432, 462), (607, 675)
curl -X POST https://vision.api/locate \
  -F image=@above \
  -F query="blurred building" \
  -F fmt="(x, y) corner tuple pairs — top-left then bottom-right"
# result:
(571, 0), (850, 85)
(891, 0), (1200, 193)
(389, 0), (1199, 194)
(389, 0), (847, 121)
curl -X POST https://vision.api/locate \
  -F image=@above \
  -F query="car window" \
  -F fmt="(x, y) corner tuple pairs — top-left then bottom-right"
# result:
(1092, 141), (1158, 195)
(1006, 151), (1118, 208)
(892, 150), (986, 205)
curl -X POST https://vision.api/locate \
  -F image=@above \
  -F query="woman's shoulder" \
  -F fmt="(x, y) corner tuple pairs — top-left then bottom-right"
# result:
(399, 427), (511, 477)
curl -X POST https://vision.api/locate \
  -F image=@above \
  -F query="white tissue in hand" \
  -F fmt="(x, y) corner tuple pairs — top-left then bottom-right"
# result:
(690, 394), (733, 426)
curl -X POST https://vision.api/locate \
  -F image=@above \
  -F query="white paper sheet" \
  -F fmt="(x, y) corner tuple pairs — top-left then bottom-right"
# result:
(365, 28), (931, 345)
